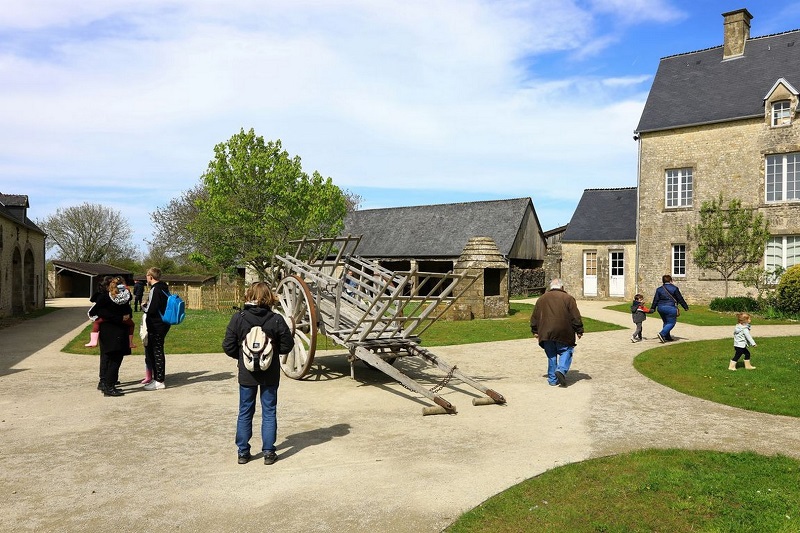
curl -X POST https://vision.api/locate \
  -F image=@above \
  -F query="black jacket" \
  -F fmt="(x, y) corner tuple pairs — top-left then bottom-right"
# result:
(93, 291), (133, 357)
(144, 280), (171, 331)
(222, 305), (295, 387)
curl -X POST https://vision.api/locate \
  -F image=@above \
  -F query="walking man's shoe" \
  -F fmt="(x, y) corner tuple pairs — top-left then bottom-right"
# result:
(555, 371), (567, 387)
(657, 333), (666, 343)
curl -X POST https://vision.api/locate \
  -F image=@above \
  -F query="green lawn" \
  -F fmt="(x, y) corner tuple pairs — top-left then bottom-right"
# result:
(446, 449), (800, 533)
(634, 336), (800, 417)
(62, 303), (624, 354)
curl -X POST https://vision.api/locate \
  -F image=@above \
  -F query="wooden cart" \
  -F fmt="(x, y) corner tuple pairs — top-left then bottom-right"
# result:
(273, 236), (506, 415)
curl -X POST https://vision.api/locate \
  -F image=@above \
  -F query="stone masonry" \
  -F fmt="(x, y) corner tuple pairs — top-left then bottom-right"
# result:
(637, 109), (800, 303)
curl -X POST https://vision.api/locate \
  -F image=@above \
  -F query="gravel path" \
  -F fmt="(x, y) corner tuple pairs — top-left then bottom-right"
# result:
(0, 298), (797, 532)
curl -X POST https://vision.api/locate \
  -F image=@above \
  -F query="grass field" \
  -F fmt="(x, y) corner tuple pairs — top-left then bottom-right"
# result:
(445, 449), (800, 533)
(62, 302), (624, 354)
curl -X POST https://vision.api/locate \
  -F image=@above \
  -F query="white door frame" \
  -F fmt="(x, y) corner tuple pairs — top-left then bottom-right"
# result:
(609, 250), (625, 297)
(583, 251), (597, 297)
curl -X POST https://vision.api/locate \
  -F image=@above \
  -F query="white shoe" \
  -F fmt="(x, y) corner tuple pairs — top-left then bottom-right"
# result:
(143, 380), (165, 390)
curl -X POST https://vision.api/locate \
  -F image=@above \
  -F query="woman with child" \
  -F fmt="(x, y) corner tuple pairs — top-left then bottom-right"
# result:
(92, 276), (134, 397)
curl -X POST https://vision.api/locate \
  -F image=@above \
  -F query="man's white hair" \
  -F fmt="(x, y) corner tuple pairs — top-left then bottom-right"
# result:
(549, 278), (564, 290)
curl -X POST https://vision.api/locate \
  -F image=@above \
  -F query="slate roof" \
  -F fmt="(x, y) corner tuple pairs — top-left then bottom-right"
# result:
(562, 188), (637, 243)
(0, 193), (45, 234)
(344, 198), (539, 258)
(52, 261), (132, 277)
(636, 29), (800, 133)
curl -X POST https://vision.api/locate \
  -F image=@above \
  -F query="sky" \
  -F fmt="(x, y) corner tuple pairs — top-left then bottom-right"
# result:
(4, 1), (800, 256)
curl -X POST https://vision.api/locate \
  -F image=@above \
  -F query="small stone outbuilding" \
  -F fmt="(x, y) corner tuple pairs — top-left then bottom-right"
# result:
(451, 236), (509, 319)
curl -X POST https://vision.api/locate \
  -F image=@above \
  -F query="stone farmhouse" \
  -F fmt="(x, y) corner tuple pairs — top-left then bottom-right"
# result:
(0, 193), (46, 317)
(634, 8), (800, 302)
(561, 188), (637, 301)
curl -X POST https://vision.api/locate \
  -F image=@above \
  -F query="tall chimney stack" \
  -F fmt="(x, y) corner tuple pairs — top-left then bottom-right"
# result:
(722, 8), (753, 59)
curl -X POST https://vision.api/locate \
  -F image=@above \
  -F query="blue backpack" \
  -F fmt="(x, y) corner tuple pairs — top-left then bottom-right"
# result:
(160, 290), (186, 325)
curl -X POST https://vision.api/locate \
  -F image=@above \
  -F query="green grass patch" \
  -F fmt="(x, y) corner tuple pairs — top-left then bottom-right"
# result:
(62, 303), (624, 354)
(418, 302), (624, 347)
(634, 336), (800, 417)
(63, 309), (237, 356)
(446, 449), (800, 533)
(605, 303), (799, 327)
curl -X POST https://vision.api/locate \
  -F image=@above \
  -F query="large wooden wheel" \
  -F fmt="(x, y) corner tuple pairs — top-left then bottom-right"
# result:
(275, 275), (318, 379)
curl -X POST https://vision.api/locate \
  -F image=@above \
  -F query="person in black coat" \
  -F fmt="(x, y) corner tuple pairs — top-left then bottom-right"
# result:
(142, 267), (171, 390)
(223, 282), (294, 465)
(132, 279), (146, 312)
(94, 276), (134, 397)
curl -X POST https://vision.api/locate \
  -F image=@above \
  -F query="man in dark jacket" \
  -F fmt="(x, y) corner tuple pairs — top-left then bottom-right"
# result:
(132, 279), (145, 312)
(143, 267), (171, 390)
(530, 278), (584, 387)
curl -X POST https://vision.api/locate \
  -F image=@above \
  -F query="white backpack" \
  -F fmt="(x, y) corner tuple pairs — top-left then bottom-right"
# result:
(241, 315), (274, 372)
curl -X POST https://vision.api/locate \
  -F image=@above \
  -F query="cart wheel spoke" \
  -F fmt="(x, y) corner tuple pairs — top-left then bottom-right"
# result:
(275, 275), (317, 379)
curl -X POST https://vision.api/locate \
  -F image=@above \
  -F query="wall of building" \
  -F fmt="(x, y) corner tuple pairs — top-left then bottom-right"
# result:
(0, 221), (46, 317)
(637, 117), (800, 302)
(562, 242), (637, 301)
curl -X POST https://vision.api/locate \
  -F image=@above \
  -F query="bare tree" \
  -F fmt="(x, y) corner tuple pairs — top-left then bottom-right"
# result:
(38, 202), (135, 262)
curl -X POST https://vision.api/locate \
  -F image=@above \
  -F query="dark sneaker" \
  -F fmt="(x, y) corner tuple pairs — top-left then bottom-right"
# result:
(237, 453), (251, 465)
(264, 452), (277, 465)
(657, 333), (666, 343)
(555, 371), (567, 387)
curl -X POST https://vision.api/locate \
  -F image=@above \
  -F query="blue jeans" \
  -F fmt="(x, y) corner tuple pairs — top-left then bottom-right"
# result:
(657, 305), (678, 340)
(540, 340), (574, 386)
(236, 384), (279, 456)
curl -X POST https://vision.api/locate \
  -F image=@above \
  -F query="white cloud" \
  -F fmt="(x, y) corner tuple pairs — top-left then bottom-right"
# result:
(2, 0), (661, 249)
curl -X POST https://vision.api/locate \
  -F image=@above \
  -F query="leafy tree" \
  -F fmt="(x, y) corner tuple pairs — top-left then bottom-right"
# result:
(149, 184), (207, 258)
(688, 195), (770, 297)
(191, 128), (349, 282)
(736, 265), (784, 302)
(37, 202), (136, 263)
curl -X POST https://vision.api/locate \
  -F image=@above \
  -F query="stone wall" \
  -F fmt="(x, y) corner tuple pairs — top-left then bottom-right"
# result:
(561, 242), (637, 301)
(637, 117), (800, 303)
(0, 222), (46, 317)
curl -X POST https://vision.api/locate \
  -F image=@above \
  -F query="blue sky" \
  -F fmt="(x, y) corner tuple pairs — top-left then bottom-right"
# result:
(4, 1), (800, 255)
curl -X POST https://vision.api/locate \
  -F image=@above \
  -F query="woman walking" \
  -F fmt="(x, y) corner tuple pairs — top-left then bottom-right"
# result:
(650, 274), (689, 342)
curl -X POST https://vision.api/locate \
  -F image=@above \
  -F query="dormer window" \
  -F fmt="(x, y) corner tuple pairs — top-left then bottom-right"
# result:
(772, 100), (791, 126)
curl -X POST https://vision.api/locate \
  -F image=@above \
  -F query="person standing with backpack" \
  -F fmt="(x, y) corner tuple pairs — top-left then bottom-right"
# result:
(222, 282), (294, 465)
(142, 267), (171, 390)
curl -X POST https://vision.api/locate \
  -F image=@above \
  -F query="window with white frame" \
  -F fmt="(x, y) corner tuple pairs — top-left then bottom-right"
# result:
(766, 152), (800, 202)
(772, 100), (792, 126)
(765, 235), (800, 272)
(672, 244), (686, 277)
(665, 168), (693, 208)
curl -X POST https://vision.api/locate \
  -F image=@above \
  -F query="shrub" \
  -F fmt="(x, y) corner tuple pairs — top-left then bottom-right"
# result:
(709, 296), (760, 313)
(777, 264), (800, 314)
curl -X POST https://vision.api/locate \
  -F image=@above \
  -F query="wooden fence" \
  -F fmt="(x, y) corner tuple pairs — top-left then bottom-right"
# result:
(151, 284), (245, 312)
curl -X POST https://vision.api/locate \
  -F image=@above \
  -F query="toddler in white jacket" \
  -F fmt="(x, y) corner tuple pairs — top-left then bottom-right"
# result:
(729, 312), (757, 371)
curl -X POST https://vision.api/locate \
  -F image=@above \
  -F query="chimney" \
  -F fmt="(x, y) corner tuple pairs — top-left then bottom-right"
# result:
(722, 8), (753, 59)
